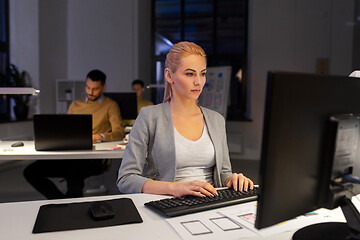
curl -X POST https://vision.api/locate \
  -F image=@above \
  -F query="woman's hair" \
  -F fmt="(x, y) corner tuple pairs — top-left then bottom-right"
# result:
(163, 41), (206, 102)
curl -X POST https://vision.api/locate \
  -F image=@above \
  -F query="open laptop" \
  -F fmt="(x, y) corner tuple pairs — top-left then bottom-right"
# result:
(33, 114), (93, 151)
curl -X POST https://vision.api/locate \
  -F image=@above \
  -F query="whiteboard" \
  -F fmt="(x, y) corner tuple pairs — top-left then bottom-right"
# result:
(197, 66), (232, 118)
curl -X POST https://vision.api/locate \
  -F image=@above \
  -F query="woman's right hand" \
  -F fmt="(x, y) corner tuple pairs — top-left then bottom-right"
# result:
(170, 180), (217, 197)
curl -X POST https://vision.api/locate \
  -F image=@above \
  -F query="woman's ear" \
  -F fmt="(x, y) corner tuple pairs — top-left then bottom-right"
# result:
(164, 68), (173, 84)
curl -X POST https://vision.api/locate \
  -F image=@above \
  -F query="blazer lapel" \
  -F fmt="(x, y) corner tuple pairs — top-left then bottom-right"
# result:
(156, 102), (176, 181)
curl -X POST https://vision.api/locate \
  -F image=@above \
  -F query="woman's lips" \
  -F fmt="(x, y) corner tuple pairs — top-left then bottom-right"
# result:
(191, 89), (201, 93)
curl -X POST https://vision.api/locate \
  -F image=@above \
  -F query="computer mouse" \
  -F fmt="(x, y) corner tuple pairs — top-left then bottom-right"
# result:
(11, 141), (24, 147)
(89, 201), (115, 220)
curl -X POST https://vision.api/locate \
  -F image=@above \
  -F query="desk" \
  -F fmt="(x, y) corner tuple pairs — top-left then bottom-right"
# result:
(0, 193), (348, 240)
(0, 141), (124, 160)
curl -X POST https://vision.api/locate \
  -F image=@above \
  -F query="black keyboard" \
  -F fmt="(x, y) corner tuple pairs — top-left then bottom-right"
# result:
(144, 187), (258, 217)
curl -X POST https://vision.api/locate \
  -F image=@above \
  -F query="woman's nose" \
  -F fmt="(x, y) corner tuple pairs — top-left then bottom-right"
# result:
(194, 76), (200, 86)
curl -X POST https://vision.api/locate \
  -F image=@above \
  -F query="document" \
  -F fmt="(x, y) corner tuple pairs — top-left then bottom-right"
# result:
(166, 201), (346, 239)
(218, 202), (345, 237)
(166, 210), (258, 240)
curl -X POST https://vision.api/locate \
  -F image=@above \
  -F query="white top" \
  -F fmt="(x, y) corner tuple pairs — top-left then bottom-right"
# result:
(174, 124), (216, 184)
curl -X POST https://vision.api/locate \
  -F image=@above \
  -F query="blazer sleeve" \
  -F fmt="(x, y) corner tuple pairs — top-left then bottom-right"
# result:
(219, 115), (233, 186)
(117, 108), (152, 193)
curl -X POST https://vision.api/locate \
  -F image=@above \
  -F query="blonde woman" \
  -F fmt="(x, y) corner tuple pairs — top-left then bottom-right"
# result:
(117, 41), (253, 197)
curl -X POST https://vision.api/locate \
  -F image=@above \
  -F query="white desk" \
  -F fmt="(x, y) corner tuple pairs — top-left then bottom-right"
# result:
(0, 141), (124, 160)
(0, 192), (350, 240)
(0, 194), (287, 240)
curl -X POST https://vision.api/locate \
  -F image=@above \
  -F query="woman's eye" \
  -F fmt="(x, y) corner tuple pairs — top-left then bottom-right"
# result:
(186, 73), (194, 76)
(201, 72), (207, 77)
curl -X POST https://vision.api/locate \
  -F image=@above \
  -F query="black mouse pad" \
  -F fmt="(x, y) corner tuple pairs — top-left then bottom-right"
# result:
(32, 198), (143, 233)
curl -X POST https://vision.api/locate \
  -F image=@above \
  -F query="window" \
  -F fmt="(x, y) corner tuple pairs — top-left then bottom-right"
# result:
(0, 0), (10, 121)
(152, 0), (249, 120)
(0, 0), (9, 74)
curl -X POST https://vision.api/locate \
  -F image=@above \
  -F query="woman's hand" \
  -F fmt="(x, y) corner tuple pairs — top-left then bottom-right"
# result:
(226, 173), (254, 191)
(170, 180), (217, 198)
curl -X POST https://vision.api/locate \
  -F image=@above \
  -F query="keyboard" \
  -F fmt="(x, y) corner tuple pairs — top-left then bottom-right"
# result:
(144, 187), (258, 217)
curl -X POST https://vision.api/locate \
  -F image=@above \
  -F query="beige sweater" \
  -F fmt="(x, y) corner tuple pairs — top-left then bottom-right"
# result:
(68, 97), (125, 141)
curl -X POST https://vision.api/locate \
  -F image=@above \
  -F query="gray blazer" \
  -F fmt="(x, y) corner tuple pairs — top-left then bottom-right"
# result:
(117, 102), (233, 193)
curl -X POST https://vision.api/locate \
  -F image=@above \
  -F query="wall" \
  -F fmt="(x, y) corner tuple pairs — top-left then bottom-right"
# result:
(230, 0), (356, 160)
(5, 0), (150, 138)
(0, 121), (33, 140)
(9, 0), (40, 117)
(9, 0), (151, 116)
(67, 0), (135, 92)
(39, 0), (68, 114)
(7, 0), (357, 161)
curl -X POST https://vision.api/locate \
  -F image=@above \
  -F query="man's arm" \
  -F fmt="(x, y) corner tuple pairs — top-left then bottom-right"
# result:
(103, 100), (125, 141)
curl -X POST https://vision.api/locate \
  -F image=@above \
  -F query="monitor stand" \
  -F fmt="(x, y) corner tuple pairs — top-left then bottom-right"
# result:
(293, 197), (360, 240)
(293, 222), (351, 240)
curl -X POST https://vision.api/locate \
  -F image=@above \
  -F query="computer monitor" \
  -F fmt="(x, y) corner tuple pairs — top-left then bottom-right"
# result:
(104, 92), (137, 120)
(255, 71), (360, 239)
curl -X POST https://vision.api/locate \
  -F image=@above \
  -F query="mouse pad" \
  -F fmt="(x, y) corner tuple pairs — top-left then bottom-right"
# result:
(32, 198), (143, 233)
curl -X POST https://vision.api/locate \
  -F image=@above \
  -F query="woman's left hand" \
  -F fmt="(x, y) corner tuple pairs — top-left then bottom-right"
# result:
(226, 173), (254, 191)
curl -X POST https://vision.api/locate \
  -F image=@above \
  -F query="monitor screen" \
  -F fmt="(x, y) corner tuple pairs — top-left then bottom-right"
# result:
(255, 71), (360, 231)
(104, 92), (137, 120)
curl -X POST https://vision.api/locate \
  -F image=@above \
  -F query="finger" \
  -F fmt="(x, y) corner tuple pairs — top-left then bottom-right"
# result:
(249, 179), (254, 190)
(243, 177), (249, 191)
(226, 177), (233, 188)
(232, 173), (239, 191)
(189, 190), (205, 198)
(197, 187), (215, 197)
(196, 181), (217, 196)
(238, 173), (245, 191)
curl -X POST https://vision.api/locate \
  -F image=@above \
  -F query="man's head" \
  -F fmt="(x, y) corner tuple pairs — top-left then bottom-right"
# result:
(132, 79), (145, 98)
(86, 70), (106, 101)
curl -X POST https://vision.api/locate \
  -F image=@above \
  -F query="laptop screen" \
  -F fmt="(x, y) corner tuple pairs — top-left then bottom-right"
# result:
(33, 114), (93, 151)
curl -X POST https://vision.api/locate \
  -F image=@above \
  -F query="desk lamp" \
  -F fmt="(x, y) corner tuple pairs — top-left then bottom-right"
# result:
(0, 87), (40, 95)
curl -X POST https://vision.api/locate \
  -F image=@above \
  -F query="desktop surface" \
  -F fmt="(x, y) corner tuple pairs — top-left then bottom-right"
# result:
(0, 193), (299, 240)
(0, 141), (125, 160)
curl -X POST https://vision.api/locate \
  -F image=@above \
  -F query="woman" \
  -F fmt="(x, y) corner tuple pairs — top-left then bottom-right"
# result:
(117, 41), (253, 197)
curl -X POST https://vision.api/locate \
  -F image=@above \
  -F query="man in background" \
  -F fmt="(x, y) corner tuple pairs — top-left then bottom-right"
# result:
(132, 79), (153, 114)
(24, 69), (125, 199)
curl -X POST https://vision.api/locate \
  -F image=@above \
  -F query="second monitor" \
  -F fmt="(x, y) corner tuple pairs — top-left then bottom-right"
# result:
(104, 92), (138, 121)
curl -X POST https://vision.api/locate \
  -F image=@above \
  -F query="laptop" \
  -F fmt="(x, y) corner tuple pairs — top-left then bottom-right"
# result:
(33, 114), (93, 151)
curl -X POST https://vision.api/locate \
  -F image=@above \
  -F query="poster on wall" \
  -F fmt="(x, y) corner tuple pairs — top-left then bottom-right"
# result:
(197, 66), (232, 118)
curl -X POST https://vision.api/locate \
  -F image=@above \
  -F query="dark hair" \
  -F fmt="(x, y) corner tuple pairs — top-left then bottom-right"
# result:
(86, 70), (106, 85)
(132, 79), (144, 88)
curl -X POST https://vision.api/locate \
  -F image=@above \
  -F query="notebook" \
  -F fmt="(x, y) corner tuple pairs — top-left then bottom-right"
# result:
(33, 114), (93, 151)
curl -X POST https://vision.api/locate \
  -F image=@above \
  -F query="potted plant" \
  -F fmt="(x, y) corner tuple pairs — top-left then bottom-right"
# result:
(0, 64), (32, 120)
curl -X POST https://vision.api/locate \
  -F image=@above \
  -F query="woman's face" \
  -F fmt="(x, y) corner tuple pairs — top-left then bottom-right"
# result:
(167, 54), (207, 102)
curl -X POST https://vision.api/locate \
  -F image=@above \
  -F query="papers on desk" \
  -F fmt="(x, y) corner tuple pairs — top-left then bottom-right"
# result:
(166, 210), (257, 240)
(166, 202), (345, 240)
(93, 141), (127, 151)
